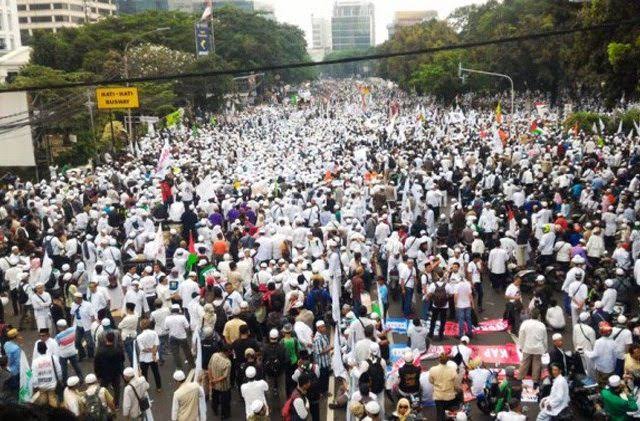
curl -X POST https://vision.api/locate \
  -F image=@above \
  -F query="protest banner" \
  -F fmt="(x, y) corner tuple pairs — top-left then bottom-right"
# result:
(443, 319), (510, 336)
(385, 317), (409, 335)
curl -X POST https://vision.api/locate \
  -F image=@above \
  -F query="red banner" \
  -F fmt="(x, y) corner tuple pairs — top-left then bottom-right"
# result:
(443, 319), (510, 337)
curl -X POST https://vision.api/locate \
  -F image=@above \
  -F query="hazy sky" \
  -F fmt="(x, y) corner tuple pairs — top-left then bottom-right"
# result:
(267, 0), (488, 46)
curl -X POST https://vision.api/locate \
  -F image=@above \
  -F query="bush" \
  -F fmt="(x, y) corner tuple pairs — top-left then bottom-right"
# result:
(564, 111), (611, 134)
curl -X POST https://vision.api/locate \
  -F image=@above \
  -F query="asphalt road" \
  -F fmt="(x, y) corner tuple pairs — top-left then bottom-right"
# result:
(8, 278), (571, 421)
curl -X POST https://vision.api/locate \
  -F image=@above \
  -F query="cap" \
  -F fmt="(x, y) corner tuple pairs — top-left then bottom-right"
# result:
(369, 342), (380, 356)
(283, 323), (293, 333)
(171, 304), (181, 311)
(403, 351), (413, 363)
(6, 328), (18, 339)
(173, 370), (186, 381)
(56, 319), (68, 328)
(245, 366), (257, 379)
(269, 329), (279, 340)
(460, 336), (470, 344)
(73, 292), (83, 298)
(552, 333), (563, 341)
(85, 374), (97, 384)
(101, 318), (111, 327)
(188, 271), (197, 278)
(618, 315), (628, 324)
(609, 375), (621, 387)
(365, 400), (380, 415)
(123, 367), (135, 377)
(315, 320), (325, 328)
(579, 312), (590, 322)
(240, 301), (249, 309)
(67, 376), (80, 387)
(605, 279), (614, 287)
(251, 400), (264, 414)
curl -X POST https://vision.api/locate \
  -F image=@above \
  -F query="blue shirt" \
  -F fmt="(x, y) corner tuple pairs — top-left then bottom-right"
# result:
(3, 341), (21, 375)
(379, 284), (389, 304)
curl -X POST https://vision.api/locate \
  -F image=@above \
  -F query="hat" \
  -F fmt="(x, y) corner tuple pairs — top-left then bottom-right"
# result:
(552, 333), (563, 341)
(245, 366), (257, 379)
(571, 255), (585, 264)
(61, 264), (70, 271)
(101, 318), (111, 327)
(6, 328), (18, 339)
(245, 348), (256, 356)
(365, 400), (380, 415)
(609, 375), (622, 387)
(67, 376), (80, 387)
(56, 319), (68, 328)
(579, 312), (590, 322)
(188, 271), (197, 278)
(605, 278), (614, 287)
(269, 329), (279, 340)
(315, 320), (325, 328)
(73, 292), (83, 298)
(171, 303), (181, 311)
(240, 301), (249, 309)
(618, 315), (627, 324)
(595, 300), (603, 309)
(369, 342), (380, 356)
(283, 323), (293, 333)
(460, 336), (470, 344)
(85, 374), (97, 384)
(404, 351), (413, 363)
(173, 370), (186, 381)
(123, 367), (135, 378)
(250, 400), (264, 414)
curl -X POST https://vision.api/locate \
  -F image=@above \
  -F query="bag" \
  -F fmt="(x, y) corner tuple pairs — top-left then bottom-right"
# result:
(45, 238), (55, 257)
(83, 388), (109, 421)
(432, 283), (448, 308)
(452, 346), (467, 368)
(281, 390), (299, 421)
(263, 346), (282, 377)
(366, 357), (385, 394)
(128, 383), (150, 412)
(18, 286), (29, 304)
(213, 303), (227, 334)
(44, 272), (57, 291)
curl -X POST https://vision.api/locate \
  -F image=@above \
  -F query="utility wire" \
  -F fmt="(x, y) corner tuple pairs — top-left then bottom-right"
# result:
(0, 18), (638, 94)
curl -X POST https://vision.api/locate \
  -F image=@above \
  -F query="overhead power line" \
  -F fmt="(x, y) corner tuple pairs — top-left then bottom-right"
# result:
(0, 18), (638, 94)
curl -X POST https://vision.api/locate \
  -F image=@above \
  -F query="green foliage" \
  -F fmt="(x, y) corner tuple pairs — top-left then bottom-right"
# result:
(564, 111), (611, 134)
(175, 54), (232, 112)
(322, 48), (376, 78)
(409, 51), (464, 101)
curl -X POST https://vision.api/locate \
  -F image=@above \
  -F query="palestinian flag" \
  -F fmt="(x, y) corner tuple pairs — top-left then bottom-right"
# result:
(198, 263), (216, 287)
(495, 101), (502, 124)
(530, 121), (544, 136)
(185, 232), (198, 273)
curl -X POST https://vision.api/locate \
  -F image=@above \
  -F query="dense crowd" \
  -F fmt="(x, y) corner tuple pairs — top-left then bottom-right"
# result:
(0, 78), (640, 421)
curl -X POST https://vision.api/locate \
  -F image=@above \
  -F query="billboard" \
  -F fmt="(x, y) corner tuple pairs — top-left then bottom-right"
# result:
(195, 22), (212, 56)
(0, 92), (36, 167)
(96, 87), (140, 109)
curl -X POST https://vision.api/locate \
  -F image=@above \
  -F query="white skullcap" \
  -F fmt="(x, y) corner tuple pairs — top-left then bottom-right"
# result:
(56, 319), (68, 327)
(552, 333), (562, 341)
(123, 367), (135, 377)
(579, 312), (589, 322)
(67, 376), (80, 387)
(460, 336), (470, 343)
(173, 370), (186, 381)
(85, 374), (97, 384)
(245, 366), (257, 379)
(404, 351), (413, 363)
(73, 292), (83, 298)
(618, 315), (628, 324)
(365, 400), (381, 415)
(101, 318), (111, 327)
(605, 279), (614, 287)
(369, 342), (380, 356)
(315, 320), (325, 328)
(240, 301), (249, 309)
(269, 329), (279, 339)
(609, 375), (621, 387)
(188, 271), (197, 278)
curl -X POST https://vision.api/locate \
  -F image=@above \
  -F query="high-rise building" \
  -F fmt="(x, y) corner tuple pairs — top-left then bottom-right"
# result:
(16, 0), (117, 39)
(117, 0), (168, 14)
(387, 10), (437, 38)
(0, 0), (21, 52)
(308, 14), (330, 61)
(331, 0), (374, 51)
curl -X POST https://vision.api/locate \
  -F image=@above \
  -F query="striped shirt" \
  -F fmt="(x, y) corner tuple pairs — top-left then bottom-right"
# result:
(208, 352), (231, 391)
(312, 332), (330, 368)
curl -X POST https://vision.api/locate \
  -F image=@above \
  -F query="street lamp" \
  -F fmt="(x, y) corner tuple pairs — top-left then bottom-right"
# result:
(123, 27), (170, 146)
(458, 62), (515, 137)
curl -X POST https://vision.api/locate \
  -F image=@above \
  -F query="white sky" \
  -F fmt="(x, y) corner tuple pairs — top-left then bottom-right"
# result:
(267, 0), (488, 46)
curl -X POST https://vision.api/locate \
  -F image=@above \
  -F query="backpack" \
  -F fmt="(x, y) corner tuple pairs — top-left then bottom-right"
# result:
(83, 388), (108, 421)
(44, 272), (57, 291)
(263, 346), (282, 377)
(432, 283), (448, 308)
(213, 303), (227, 335)
(366, 357), (385, 394)
(18, 285), (29, 304)
(281, 389), (300, 421)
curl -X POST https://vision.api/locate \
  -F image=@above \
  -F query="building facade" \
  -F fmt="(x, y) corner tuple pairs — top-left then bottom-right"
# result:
(308, 14), (330, 61)
(17, 0), (117, 39)
(387, 10), (437, 38)
(117, 0), (168, 14)
(0, 0), (21, 52)
(331, 0), (374, 51)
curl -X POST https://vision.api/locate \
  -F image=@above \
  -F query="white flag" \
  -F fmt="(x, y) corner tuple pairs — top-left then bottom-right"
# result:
(18, 351), (33, 403)
(598, 118), (605, 133)
(617, 120), (623, 134)
(155, 139), (172, 176)
(39, 252), (53, 284)
(154, 224), (166, 267)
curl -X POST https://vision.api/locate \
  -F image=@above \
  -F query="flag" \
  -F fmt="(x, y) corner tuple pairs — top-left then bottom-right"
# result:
(200, 0), (212, 21)
(330, 276), (340, 324)
(155, 138), (172, 176)
(529, 120), (537, 132)
(154, 224), (166, 266)
(194, 330), (203, 381)
(617, 120), (623, 134)
(18, 351), (32, 403)
(597, 136), (605, 148)
(592, 122), (598, 134)
(495, 101), (502, 124)
(165, 108), (183, 127)
(185, 232), (198, 273)
(331, 327), (347, 380)
(598, 118), (605, 133)
(39, 251), (53, 284)
(290, 94), (298, 106)
(498, 128), (509, 143)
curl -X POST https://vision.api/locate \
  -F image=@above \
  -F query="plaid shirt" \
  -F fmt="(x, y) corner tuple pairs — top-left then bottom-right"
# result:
(312, 332), (330, 368)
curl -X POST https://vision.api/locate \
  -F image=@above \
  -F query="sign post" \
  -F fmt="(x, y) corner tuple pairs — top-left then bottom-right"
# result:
(95, 87), (140, 150)
(194, 22), (212, 56)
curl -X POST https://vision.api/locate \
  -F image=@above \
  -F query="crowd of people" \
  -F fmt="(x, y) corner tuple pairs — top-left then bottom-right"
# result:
(0, 78), (640, 421)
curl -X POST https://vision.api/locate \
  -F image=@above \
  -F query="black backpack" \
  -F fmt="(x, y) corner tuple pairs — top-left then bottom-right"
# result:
(432, 283), (448, 308)
(18, 285), (29, 304)
(213, 303), (227, 335)
(366, 357), (385, 394)
(263, 345), (282, 377)
(83, 388), (109, 421)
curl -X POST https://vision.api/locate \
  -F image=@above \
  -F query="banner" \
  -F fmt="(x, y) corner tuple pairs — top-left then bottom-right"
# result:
(443, 319), (509, 337)
(194, 22), (212, 56)
(391, 343), (521, 368)
(385, 317), (409, 335)
(165, 108), (183, 127)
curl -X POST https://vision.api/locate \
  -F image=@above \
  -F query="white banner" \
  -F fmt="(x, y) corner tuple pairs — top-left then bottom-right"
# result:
(0, 92), (36, 166)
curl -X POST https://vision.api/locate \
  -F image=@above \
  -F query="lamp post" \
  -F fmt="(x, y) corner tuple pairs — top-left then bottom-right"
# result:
(459, 62), (515, 136)
(123, 27), (170, 147)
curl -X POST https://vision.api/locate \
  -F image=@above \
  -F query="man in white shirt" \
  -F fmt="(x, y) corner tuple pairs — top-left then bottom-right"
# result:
(122, 281), (149, 316)
(118, 302), (139, 365)
(136, 319), (161, 390)
(177, 272), (200, 314)
(31, 341), (63, 407)
(453, 274), (474, 339)
(536, 364), (570, 421)
(487, 245), (510, 289)
(32, 282), (52, 331)
(600, 279), (617, 318)
(611, 315), (633, 377)
(585, 323), (617, 385)
(86, 280), (110, 320)
(33, 328), (59, 358)
(567, 275), (588, 324)
(150, 299), (170, 364)
(70, 292), (97, 360)
(164, 304), (194, 370)
(399, 258), (417, 317)
(240, 366), (269, 417)
(518, 308), (547, 384)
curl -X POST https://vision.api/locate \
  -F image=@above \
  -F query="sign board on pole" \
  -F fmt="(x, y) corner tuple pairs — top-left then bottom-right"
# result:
(195, 22), (211, 56)
(95, 87), (139, 109)
(139, 116), (159, 124)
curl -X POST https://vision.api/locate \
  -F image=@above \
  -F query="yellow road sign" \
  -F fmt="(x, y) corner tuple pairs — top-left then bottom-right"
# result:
(95, 87), (139, 109)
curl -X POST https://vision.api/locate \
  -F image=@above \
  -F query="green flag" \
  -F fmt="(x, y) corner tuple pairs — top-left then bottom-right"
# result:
(166, 109), (183, 127)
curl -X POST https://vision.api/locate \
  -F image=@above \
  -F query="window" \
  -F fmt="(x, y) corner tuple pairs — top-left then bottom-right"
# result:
(70, 4), (83, 11)
(19, 17), (28, 23)
(29, 3), (52, 10)
(54, 15), (69, 21)
(53, 3), (69, 8)
(30, 16), (53, 22)
(17, 4), (26, 10)
(71, 16), (84, 23)
(0, 38), (6, 51)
